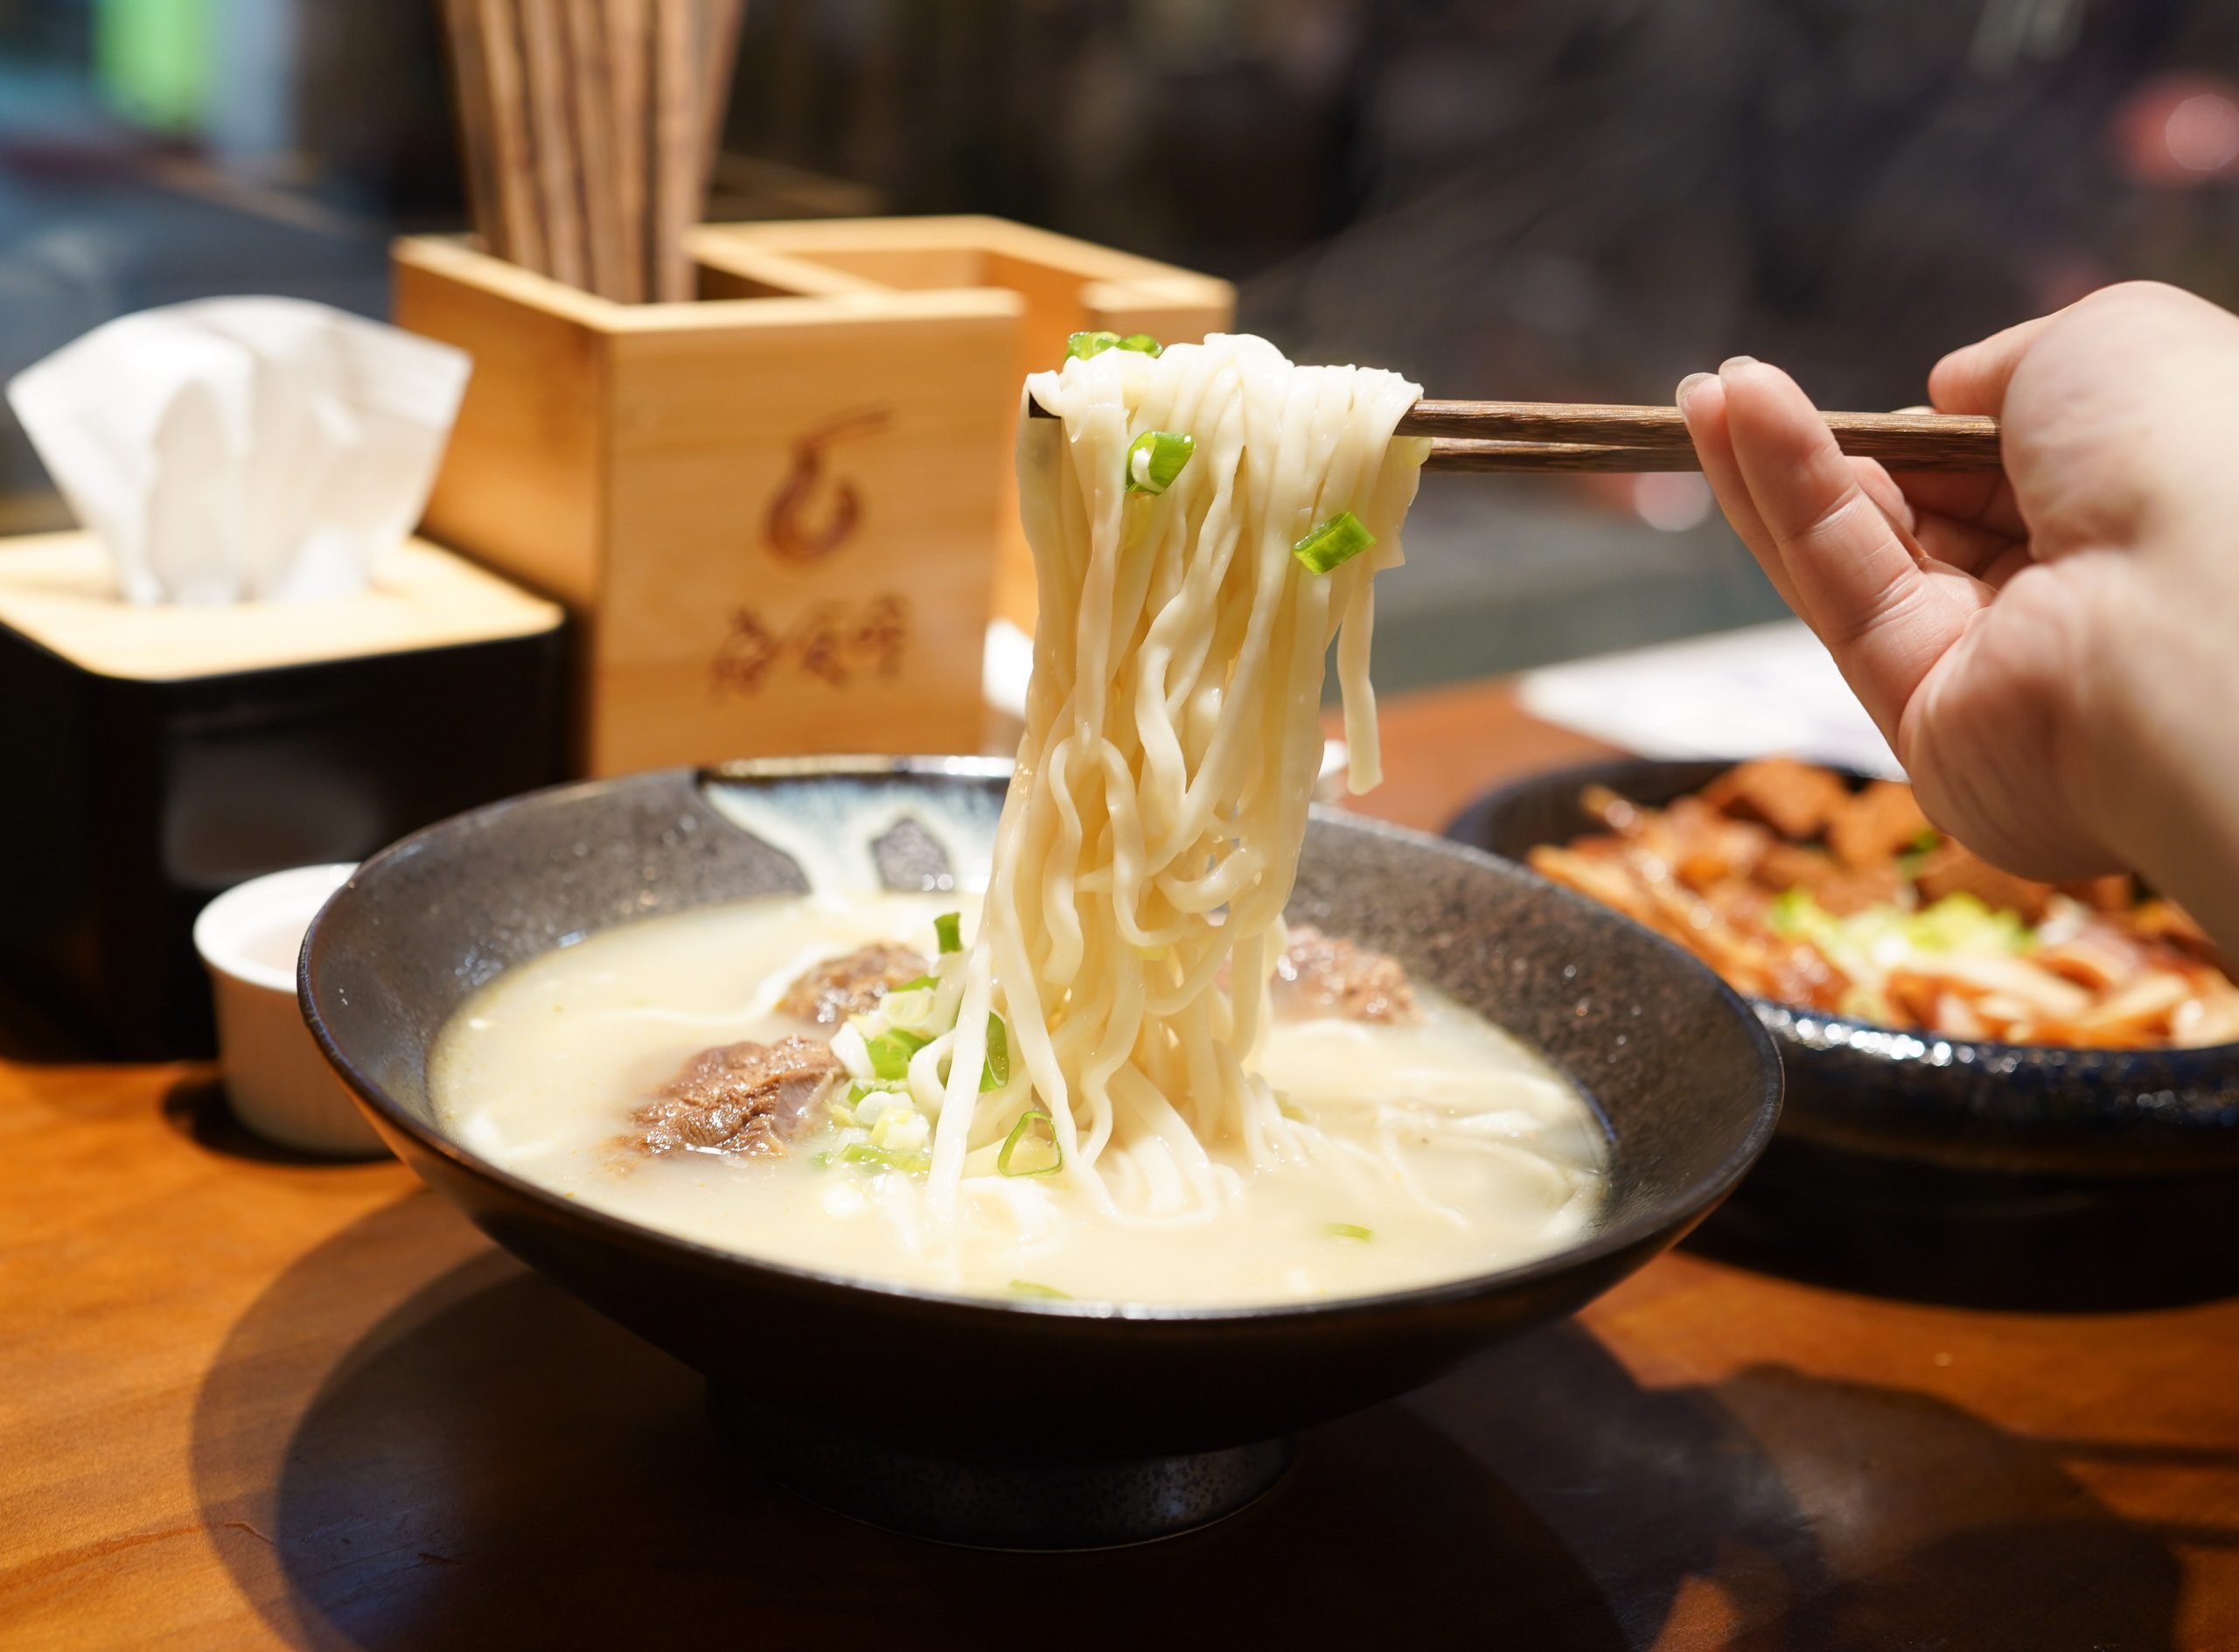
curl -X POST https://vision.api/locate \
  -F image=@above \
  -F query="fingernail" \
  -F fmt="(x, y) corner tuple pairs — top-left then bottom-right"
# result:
(1720, 354), (1759, 373)
(1676, 372), (1713, 413)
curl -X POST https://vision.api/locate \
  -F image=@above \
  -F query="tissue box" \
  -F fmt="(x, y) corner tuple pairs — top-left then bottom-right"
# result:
(394, 218), (1232, 775)
(0, 532), (568, 1056)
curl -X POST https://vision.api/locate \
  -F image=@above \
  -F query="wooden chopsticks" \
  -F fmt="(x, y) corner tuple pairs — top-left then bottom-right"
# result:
(439, 0), (744, 303)
(1023, 394), (2002, 473)
(1396, 401), (2002, 473)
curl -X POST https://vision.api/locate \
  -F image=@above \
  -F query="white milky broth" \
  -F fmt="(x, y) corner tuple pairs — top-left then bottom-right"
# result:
(432, 893), (1609, 1307)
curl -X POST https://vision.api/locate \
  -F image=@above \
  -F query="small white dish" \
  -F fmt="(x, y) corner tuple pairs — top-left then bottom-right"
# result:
(193, 862), (385, 1159)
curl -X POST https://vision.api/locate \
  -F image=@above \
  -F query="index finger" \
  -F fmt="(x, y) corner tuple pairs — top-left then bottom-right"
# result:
(1720, 359), (1988, 738)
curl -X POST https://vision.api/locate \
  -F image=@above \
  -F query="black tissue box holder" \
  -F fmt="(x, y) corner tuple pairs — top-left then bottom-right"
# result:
(0, 533), (569, 1057)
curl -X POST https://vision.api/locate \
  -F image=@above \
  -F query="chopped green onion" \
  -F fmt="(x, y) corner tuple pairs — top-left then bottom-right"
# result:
(1293, 511), (1376, 575)
(980, 1013), (1010, 1091)
(882, 986), (938, 1033)
(1899, 826), (1943, 876)
(996, 1107), (1060, 1177)
(809, 1150), (831, 1169)
(934, 912), (962, 954)
(866, 1028), (929, 1081)
(840, 1143), (931, 1175)
(1125, 429), (1195, 496)
(895, 973), (939, 993)
(1009, 1279), (1071, 1299)
(1065, 330), (1162, 362)
(1325, 1223), (1374, 1242)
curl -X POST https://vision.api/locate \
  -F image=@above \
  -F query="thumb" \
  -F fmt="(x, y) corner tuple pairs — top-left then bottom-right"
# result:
(1928, 312), (2058, 416)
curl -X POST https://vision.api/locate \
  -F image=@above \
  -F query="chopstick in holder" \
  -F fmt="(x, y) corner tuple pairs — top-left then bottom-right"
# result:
(561, 0), (625, 299)
(648, 0), (699, 303)
(701, 0), (748, 194)
(438, 0), (506, 261)
(517, 0), (588, 291)
(475, 0), (546, 275)
(434, 0), (729, 303)
(604, 0), (652, 303)
(1022, 394), (2003, 473)
(1397, 401), (2003, 472)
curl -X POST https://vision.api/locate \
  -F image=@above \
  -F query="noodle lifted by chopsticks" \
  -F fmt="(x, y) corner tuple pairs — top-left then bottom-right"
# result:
(929, 335), (1430, 1222)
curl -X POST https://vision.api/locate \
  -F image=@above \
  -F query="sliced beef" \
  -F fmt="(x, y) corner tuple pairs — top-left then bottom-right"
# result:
(2134, 899), (2228, 970)
(1825, 779), (1931, 869)
(1762, 938), (1852, 1013)
(630, 1035), (840, 1157)
(777, 942), (929, 1025)
(2057, 873), (2137, 913)
(1703, 757), (1851, 841)
(1274, 925), (1418, 1023)
(1755, 841), (1907, 917)
(1912, 840), (2054, 924)
(1653, 796), (1774, 890)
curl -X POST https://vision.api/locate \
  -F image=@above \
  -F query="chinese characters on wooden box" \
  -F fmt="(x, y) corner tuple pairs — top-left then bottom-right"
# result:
(394, 217), (1231, 774)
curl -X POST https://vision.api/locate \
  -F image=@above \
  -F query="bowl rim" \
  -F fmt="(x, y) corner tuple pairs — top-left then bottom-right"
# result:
(1451, 754), (2239, 1068)
(300, 754), (1784, 1327)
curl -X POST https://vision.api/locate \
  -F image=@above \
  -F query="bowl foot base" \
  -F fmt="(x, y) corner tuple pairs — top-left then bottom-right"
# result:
(708, 1384), (1294, 1550)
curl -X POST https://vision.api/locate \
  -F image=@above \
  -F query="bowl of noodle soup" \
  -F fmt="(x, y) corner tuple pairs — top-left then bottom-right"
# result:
(303, 757), (1779, 1547)
(302, 334), (1779, 1545)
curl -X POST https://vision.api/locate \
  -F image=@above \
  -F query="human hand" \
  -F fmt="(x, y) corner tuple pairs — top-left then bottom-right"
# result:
(1678, 282), (2239, 948)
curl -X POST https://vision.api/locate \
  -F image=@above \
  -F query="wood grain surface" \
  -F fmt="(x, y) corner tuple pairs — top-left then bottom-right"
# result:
(4, 680), (2236, 1651)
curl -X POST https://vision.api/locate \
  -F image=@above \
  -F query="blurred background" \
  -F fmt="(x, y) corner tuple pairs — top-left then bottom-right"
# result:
(3, 0), (2237, 690)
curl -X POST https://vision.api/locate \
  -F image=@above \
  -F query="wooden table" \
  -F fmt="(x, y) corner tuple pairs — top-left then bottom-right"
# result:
(6, 680), (2236, 1652)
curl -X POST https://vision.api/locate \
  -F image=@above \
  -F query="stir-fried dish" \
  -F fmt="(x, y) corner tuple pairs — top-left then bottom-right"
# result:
(1529, 758), (2239, 1049)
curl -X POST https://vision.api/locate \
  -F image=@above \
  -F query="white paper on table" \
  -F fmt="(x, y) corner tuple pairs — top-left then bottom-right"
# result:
(1517, 620), (1903, 778)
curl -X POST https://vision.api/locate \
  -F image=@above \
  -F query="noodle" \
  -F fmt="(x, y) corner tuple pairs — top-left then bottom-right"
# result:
(929, 334), (1429, 1222)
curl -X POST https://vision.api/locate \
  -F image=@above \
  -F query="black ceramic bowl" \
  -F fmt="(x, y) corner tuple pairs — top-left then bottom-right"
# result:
(302, 757), (1780, 1547)
(1452, 758), (2239, 1308)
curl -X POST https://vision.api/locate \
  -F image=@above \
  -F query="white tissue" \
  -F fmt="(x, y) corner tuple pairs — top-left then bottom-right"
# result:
(5, 297), (471, 605)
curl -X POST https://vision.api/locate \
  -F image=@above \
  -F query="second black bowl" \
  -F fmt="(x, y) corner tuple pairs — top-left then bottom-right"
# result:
(1451, 758), (2239, 1309)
